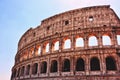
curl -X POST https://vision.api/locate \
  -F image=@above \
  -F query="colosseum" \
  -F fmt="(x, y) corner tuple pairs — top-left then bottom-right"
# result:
(11, 5), (120, 80)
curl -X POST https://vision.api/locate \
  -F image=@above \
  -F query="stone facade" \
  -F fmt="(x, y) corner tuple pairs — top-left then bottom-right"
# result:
(11, 5), (120, 80)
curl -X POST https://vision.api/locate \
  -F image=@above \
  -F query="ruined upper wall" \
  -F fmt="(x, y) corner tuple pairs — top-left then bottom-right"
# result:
(18, 5), (120, 51)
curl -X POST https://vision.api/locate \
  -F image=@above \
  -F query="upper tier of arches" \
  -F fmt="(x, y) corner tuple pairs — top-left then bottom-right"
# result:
(15, 33), (120, 64)
(18, 5), (120, 51)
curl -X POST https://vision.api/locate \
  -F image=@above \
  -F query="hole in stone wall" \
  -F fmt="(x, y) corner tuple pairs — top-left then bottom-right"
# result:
(47, 26), (50, 31)
(62, 59), (70, 72)
(50, 60), (58, 73)
(55, 32), (58, 35)
(17, 68), (20, 77)
(106, 57), (117, 70)
(117, 35), (120, 45)
(89, 16), (93, 21)
(65, 20), (69, 25)
(102, 35), (111, 45)
(64, 39), (71, 49)
(103, 25), (107, 27)
(90, 57), (100, 71)
(41, 61), (47, 73)
(26, 65), (30, 75)
(21, 66), (25, 76)
(76, 37), (84, 47)
(54, 41), (59, 51)
(33, 32), (36, 37)
(24, 38), (26, 42)
(32, 63), (38, 75)
(76, 58), (85, 71)
(117, 52), (120, 57)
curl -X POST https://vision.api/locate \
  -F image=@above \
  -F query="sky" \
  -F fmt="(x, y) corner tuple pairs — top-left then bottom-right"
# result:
(0, 0), (120, 80)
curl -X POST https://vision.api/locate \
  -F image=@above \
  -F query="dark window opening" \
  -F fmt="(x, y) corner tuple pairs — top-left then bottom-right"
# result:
(20, 66), (25, 76)
(26, 65), (30, 75)
(24, 38), (26, 42)
(41, 61), (47, 73)
(117, 52), (120, 57)
(47, 26), (50, 31)
(55, 32), (58, 35)
(103, 25), (107, 27)
(89, 16), (93, 21)
(62, 59), (70, 72)
(106, 57), (117, 70)
(50, 60), (58, 73)
(65, 20), (69, 25)
(17, 68), (20, 77)
(32, 63), (38, 75)
(33, 32), (36, 37)
(78, 28), (80, 29)
(90, 57), (100, 71)
(76, 58), (85, 71)
(12, 69), (17, 78)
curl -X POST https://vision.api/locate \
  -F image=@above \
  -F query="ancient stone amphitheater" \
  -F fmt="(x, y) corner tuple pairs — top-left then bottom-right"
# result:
(11, 5), (120, 80)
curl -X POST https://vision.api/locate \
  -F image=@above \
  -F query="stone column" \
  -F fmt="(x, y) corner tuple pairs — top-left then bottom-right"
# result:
(85, 54), (90, 75)
(71, 55), (75, 75)
(29, 64), (32, 77)
(71, 35), (75, 51)
(115, 55), (120, 72)
(59, 36), (63, 52)
(112, 31), (117, 47)
(28, 49), (30, 59)
(98, 33), (102, 48)
(33, 45), (36, 57)
(110, 32), (114, 46)
(49, 40), (52, 53)
(41, 43), (43, 55)
(101, 54), (106, 75)
(27, 48), (29, 59)
(58, 56), (62, 76)
(84, 35), (88, 49)
(47, 58), (50, 76)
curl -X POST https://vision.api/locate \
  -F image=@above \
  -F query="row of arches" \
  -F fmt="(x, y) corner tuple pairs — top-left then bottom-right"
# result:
(43, 35), (120, 52)
(19, 35), (120, 62)
(12, 56), (117, 78)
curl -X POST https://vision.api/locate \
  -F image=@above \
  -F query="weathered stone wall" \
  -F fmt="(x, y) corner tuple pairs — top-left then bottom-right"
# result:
(11, 5), (120, 80)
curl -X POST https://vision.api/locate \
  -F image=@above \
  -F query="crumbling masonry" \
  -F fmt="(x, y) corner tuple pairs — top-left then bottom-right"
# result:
(11, 5), (120, 80)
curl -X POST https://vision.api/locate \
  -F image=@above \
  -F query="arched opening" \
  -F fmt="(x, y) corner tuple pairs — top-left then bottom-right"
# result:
(45, 43), (49, 52)
(23, 51), (28, 60)
(76, 58), (85, 71)
(64, 39), (71, 49)
(12, 69), (17, 78)
(62, 59), (70, 72)
(90, 57), (100, 71)
(65, 20), (69, 25)
(38, 46), (41, 55)
(54, 41), (59, 51)
(50, 60), (58, 73)
(32, 63), (38, 75)
(41, 61), (47, 73)
(89, 36), (98, 46)
(20, 66), (25, 76)
(76, 37), (84, 47)
(26, 65), (30, 75)
(117, 35), (120, 45)
(17, 68), (20, 77)
(106, 56), (117, 70)
(102, 35), (111, 45)
(29, 48), (34, 58)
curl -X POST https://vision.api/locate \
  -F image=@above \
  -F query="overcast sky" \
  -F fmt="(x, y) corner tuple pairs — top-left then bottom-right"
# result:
(0, 0), (120, 80)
